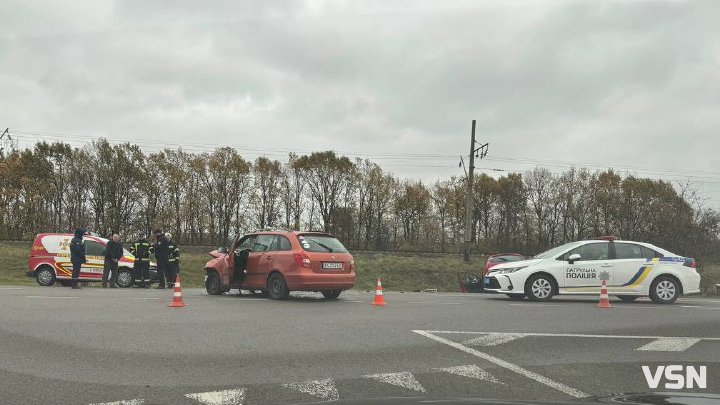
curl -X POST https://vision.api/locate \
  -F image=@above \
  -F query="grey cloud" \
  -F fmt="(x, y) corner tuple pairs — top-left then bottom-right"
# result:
(0, 0), (719, 199)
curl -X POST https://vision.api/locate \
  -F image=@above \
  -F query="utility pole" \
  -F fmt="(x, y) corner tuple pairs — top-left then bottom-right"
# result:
(463, 120), (489, 262)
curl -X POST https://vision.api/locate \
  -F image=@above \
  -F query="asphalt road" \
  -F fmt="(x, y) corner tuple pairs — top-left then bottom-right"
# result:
(0, 285), (719, 405)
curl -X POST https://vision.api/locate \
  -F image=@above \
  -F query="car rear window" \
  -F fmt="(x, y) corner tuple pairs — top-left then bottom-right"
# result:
(491, 255), (524, 263)
(641, 246), (663, 259)
(297, 235), (348, 253)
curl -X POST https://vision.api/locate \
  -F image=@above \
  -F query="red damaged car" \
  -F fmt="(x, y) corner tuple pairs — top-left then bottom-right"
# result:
(204, 229), (355, 300)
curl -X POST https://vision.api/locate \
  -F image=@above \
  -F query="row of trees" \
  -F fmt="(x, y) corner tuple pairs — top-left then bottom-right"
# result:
(1, 140), (718, 260)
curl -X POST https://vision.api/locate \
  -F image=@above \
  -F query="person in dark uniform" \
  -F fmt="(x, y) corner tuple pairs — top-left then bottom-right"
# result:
(69, 228), (86, 289)
(102, 233), (123, 288)
(152, 229), (170, 289)
(130, 232), (152, 288)
(165, 232), (180, 287)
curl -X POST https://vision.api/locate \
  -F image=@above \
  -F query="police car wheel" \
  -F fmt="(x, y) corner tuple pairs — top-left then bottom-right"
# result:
(205, 271), (222, 295)
(116, 269), (134, 288)
(649, 276), (680, 304)
(617, 295), (640, 303)
(35, 266), (56, 286)
(506, 293), (525, 300)
(525, 274), (555, 302)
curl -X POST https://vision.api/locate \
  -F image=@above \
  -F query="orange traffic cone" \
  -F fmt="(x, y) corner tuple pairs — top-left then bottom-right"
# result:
(596, 279), (611, 308)
(169, 275), (186, 307)
(372, 278), (386, 306)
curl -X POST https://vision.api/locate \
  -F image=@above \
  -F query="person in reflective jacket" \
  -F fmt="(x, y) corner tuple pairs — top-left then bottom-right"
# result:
(130, 232), (152, 288)
(165, 232), (180, 288)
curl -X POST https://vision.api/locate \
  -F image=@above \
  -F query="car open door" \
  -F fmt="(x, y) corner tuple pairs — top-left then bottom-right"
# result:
(458, 271), (484, 293)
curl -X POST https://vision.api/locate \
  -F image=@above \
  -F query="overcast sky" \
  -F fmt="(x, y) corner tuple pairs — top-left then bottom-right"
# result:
(1, 0), (719, 206)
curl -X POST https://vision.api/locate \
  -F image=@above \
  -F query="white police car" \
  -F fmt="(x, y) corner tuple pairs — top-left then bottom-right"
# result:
(484, 237), (701, 304)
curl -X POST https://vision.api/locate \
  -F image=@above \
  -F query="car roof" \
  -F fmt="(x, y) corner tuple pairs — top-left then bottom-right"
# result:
(35, 233), (108, 242)
(247, 229), (333, 236)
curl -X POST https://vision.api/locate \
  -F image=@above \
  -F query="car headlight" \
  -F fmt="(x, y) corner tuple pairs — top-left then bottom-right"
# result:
(495, 266), (527, 274)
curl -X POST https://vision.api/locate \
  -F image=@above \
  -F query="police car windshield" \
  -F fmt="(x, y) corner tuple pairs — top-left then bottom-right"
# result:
(533, 242), (582, 259)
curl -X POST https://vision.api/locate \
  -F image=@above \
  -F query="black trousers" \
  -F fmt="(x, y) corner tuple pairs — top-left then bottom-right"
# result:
(102, 260), (118, 285)
(71, 262), (82, 279)
(156, 260), (169, 286)
(134, 261), (150, 284)
(166, 262), (179, 285)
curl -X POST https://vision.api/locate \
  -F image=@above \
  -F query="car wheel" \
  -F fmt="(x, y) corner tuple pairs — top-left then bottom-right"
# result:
(205, 271), (223, 295)
(617, 295), (640, 303)
(525, 274), (555, 302)
(35, 266), (56, 286)
(650, 276), (680, 304)
(59, 280), (72, 287)
(506, 293), (526, 300)
(116, 268), (134, 288)
(322, 290), (342, 300)
(267, 273), (290, 300)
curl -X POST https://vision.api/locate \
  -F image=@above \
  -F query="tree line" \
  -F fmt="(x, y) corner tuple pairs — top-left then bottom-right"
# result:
(1, 140), (718, 260)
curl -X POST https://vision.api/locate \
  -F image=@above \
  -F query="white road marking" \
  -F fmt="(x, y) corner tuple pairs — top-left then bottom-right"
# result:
(434, 364), (504, 385)
(508, 303), (562, 307)
(363, 372), (426, 392)
(283, 379), (339, 401)
(343, 300), (364, 303)
(89, 400), (144, 405)
(186, 388), (246, 405)
(636, 338), (702, 352)
(462, 333), (526, 347)
(25, 295), (77, 299)
(422, 330), (720, 341)
(679, 298), (720, 303)
(0, 287), (23, 290)
(126, 298), (160, 300)
(413, 330), (589, 398)
(408, 301), (463, 305)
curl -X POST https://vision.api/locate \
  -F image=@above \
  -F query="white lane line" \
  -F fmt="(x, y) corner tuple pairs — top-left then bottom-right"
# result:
(343, 300), (364, 303)
(423, 331), (720, 341)
(636, 338), (702, 352)
(186, 388), (246, 405)
(681, 306), (720, 310)
(435, 364), (504, 385)
(25, 295), (77, 299)
(679, 298), (720, 303)
(126, 298), (160, 300)
(462, 333), (526, 347)
(615, 306), (657, 309)
(413, 330), (588, 398)
(0, 287), (23, 290)
(363, 372), (426, 392)
(283, 379), (339, 401)
(89, 400), (144, 405)
(408, 301), (463, 305)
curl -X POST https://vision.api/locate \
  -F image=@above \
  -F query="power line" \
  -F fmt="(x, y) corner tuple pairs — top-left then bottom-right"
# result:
(16, 128), (720, 179)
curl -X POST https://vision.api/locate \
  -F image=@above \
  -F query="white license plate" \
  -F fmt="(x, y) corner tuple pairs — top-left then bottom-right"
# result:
(322, 262), (343, 269)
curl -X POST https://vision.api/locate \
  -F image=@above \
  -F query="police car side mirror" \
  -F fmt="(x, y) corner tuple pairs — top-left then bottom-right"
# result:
(217, 247), (228, 254)
(568, 253), (581, 264)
